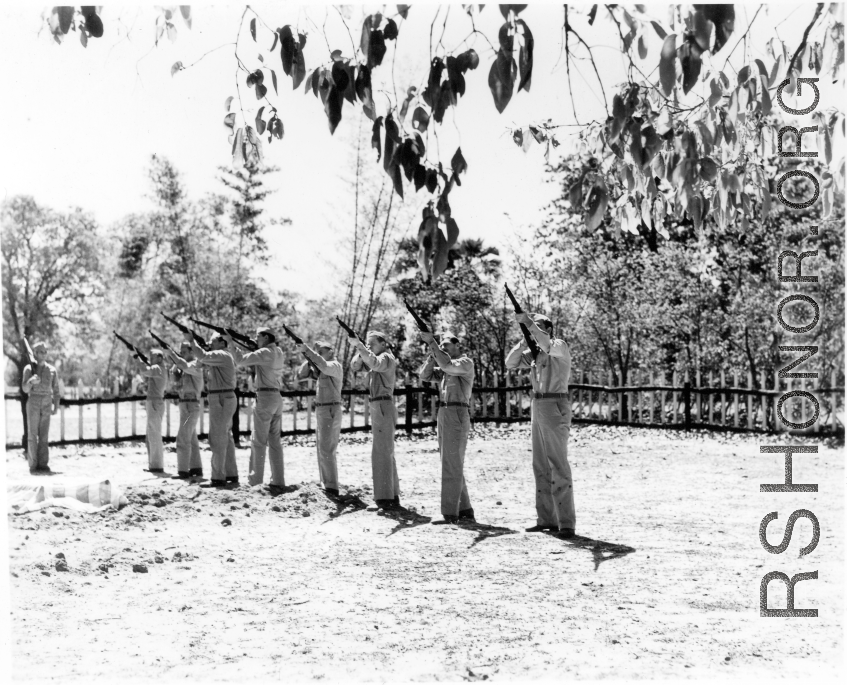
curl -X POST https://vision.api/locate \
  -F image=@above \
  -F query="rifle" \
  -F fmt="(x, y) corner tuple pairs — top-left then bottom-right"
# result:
(23, 337), (38, 370)
(282, 324), (322, 376)
(148, 330), (182, 361)
(280, 324), (304, 345)
(504, 283), (540, 361)
(336, 316), (364, 343)
(189, 317), (257, 350)
(403, 299), (430, 333)
(113, 331), (150, 365)
(162, 313), (208, 350)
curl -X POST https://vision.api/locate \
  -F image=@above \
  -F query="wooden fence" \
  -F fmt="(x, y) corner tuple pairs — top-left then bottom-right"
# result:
(4, 369), (843, 449)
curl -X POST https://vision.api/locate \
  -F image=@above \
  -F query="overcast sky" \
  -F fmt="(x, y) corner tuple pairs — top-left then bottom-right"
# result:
(0, 2), (819, 301)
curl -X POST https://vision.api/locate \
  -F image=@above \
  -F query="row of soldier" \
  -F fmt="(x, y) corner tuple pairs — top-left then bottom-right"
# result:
(22, 310), (576, 536)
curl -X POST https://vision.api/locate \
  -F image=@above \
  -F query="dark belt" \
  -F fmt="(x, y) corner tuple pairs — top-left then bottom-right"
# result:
(257, 387), (279, 392)
(438, 401), (469, 408)
(315, 401), (342, 407)
(533, 392), (569, 399)
(369, 395), (393, 402)
(208, 388), (236, 395)
(179, 396), (199, 403)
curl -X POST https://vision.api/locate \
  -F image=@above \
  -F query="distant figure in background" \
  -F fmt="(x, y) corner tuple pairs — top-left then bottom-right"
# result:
(350, 330), (400, 509)
(166, 342), (204, 479)
(21, 342), (60, 474)
(296, 340), (343, 496)
(139, 349), (167, 473)
(94, 378), (103, 398)
(76, 378), (84, 400)
(131, 373), (142, 396)
(112, 376), (120, 397)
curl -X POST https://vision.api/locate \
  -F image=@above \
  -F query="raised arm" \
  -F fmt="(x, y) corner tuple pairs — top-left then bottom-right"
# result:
(350, 353), (364, 374)
(430, 344), (474, 376)
(231, 346), (272, 369)
(167, 353), (203, 377)
(301, 346), (343, 379)
(505, 341), (532, 369)
(295, 360), (315, 382)
(418, 354), (437, 382)
(351, 340), (392, 372)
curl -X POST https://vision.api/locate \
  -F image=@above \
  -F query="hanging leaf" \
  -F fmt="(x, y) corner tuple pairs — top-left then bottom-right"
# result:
(372, 116), (383, 161)
(692, 10), (710, 51)
(680, 38), (702, 94)
(269, 116), (284, 141)
(250, 18), (257, 42)
(166, 22), (178, 42)
(651, 21), (667, 40)
(80, 27), (88, 48)
(58, 7), (74, 34)
(292, 46), (307, 90)
(412, 106), (430, 132)
(488, 52), (517, 113)
(224, 96), (234, 112)
(499, 5), (527, 18)
(568, 181), (583, 208)
(280, 26), (296, 75)
(698, 158), (718, 182)
(445, 218), (460, 247)
(451, 148), (468, 183)
(232, 128), (245, 169)
(397, 6), (410, 20)
(170, 61), (183, 77)
(414, 164), (427, 191)
(324, 87), (343, 134)
(698, 4), (735, 53)
(368, 30), (387, 68)
(399, 86), (417, 121)
(383, 114), (398, 173)
(588, 5), (598, 25)
(390, 161), (404, 198)
(422, 57), (445, 108)
(659, 34), (677, 96)
(81, 7), (104, 38)
(638, 35), (647, 60)
(180, 6), (192, 28)
(384, 18), (399, 40)
(433, 83), (451, 123)
(517, 19), (534, 92)
(432, 227), (450, 278)
(255, 107), (266, 135)
(584, 183), (609, 230)
(422, 169), (436, 194)
(356, 65), (376, 119)
(223, 112), (236, 131)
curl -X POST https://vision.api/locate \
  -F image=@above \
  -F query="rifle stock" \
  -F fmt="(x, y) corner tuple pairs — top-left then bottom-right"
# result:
(149, 330), (180, 359)
(23, 337), (38, 370)
(189, 317), (256, 350)
(113, 331), (150, 365)
(403, 299), (430, 333)
(504, 283), (540, 361)
(336, 316), (363, 342)
(281, 324), (304, 345)
(162, 313), (208, 350)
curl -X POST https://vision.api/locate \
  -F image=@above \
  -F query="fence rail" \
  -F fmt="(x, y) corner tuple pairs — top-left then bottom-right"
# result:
(4, 369), (843, 449)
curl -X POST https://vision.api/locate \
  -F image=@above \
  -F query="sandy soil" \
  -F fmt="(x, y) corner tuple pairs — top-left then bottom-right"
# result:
(4, 423), (844, 681)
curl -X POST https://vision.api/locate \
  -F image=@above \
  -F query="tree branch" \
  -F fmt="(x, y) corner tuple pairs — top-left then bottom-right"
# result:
(788, 3), (824, 75)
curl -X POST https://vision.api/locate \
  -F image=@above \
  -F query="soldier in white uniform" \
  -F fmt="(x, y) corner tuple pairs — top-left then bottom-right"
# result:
(418, 332), (476, 525)
(296, 340), (343, 496)
(350, 331), (400, 509)
(139, 348), (167, 473)
(166, 341), (204, 479)
(227, 327), (286, 492)
(505, 313), (575, 539)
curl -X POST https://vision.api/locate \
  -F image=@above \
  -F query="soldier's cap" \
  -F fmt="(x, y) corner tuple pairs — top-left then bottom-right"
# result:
(314, 340), (333, 351)
(531, 314), (553, 330)
(150, 348), (164, 358)
(210, 332), (227, 344)
(439, 332), (460, 345)
(179, 340), (193, 351)
(32, 342), (47, 352)
(366, 330), (389, 344)
(256, 327), (276, 341)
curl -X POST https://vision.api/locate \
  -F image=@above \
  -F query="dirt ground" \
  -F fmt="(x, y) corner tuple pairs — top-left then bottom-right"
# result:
(3, 423), (844, 681)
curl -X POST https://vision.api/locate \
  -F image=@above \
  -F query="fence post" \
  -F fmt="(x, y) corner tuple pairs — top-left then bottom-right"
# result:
(96, 401), (102, 440)
(831, 369), (838, 434)
(60, 403), (65, 442)
(404, 380), (414, 435)
(683, 381), (692, 431)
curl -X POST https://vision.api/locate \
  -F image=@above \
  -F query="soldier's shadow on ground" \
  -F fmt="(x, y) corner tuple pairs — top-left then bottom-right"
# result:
(380, 506), (433, 535)
(547, 533), (636, 570)
(323, 493), (370, 521)
(458, 520), (519, 547)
